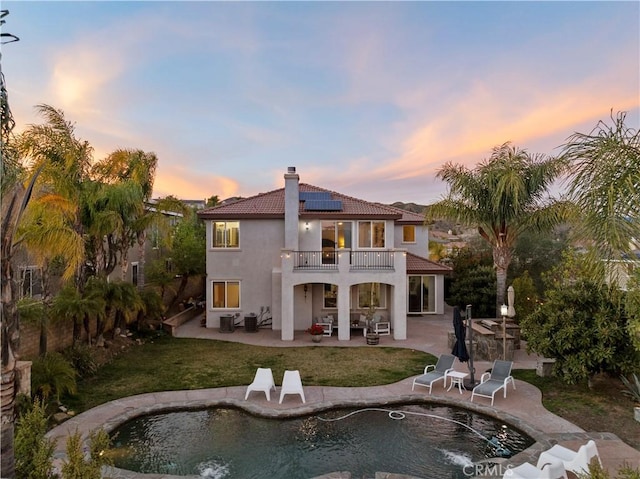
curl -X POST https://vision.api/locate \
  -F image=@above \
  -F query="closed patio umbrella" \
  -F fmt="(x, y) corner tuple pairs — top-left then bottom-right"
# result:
(451, 306), (469, 362)
(507, 285), (516, 318)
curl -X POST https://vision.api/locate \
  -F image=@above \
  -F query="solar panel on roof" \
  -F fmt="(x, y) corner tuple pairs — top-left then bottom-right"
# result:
(304, 200), (343, 211)
(299, 192), (331, 202)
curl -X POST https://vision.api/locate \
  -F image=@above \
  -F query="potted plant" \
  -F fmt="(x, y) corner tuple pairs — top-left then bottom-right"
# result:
(307, 324), (325, 342)
(621, 373), (640, 422)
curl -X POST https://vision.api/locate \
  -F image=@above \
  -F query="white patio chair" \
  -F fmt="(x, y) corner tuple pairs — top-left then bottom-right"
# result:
(470, 360), (516, 406)
(412, 354), (455, 394)
(244, 367), (276, 401)
(316, 321), (333, 337)
(279, 370), (306, 404)
(502, 460), (567, 479)
(537, 440), (601, 476)
(373, 318), (391, 336)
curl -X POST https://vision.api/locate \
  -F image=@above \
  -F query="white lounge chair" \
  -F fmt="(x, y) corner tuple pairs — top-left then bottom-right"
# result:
(244, 367), (276, 401)
(412, 354), (455, 394)
(502, 460), (567, 479)
(279, 370), (306, 404)
(470, 360), (516, 406)
(537, 440), (601, 476)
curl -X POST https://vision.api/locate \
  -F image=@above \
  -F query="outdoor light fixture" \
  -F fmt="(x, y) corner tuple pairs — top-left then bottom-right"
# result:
(500, 304), (508, 360)
(305, 222), (310, 231)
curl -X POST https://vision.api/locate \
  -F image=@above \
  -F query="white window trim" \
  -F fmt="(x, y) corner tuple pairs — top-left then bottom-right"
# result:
(212, 221), (240, 249)
(402, 225), (417, 244)
(211, 279), (241, 309)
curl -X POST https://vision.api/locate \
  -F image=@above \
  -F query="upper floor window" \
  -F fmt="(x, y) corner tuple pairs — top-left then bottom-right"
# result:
(213, 221), (239, 248)
(402, 225), (416, 243)
(19, 266), (42, 299)
(358, 221), (385, 248)
(322, 221), (352, 250)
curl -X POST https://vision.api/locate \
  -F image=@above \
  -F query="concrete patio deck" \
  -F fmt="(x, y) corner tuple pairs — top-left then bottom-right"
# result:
(46, 309), (640, 478)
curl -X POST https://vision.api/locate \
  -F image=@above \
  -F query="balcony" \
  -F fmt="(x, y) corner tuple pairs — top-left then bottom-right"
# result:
(292, 250), (394, 271)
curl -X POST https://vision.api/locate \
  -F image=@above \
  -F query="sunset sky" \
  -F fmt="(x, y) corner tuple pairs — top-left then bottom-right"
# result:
(3, 1), (639, 205)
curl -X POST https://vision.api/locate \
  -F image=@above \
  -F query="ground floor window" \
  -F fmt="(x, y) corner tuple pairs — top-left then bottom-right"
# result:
(212, 280), (240, 308)
(408, 275), (436, 313)
(132, 262), (139, 287)
(358, 283), (386, 309)
(323, 283), (337, 308)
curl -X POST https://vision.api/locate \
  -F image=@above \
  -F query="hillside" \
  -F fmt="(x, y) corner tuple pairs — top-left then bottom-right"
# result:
(390, 202), (469, 235)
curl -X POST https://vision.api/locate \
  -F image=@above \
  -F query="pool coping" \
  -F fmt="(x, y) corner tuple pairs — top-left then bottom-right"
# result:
(46, 378), (593, 479)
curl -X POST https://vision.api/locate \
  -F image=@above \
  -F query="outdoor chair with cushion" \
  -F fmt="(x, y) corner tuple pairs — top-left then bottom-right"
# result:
(470, 360), (516, 406)
(244, 367), (276, 401)
(412, 354), (455, 394)
(279, 370), (306, 404)
(537, 440), (601, 476)
(316, 321), (333, 337)
(502, 460), (567, 479)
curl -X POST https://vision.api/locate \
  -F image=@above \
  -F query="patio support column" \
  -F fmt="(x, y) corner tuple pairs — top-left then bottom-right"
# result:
(337, 251), (351, 340)
(280, 249), (294, 340)
(393, 250), (407, 340)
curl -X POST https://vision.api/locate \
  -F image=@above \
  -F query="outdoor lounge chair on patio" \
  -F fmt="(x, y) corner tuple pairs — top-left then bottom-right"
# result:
(279, 370), (306, 404)
(412, 354), (455, 394)
(373, 316), (391, 336)
(502, 460), (567, 479)
(470, 360), (515, 406)
(244, 367), (276, 401)
(537, 440), (601, 476)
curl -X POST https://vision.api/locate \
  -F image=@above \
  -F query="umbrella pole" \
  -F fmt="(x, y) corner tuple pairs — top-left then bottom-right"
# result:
(465, 304), (476, 388)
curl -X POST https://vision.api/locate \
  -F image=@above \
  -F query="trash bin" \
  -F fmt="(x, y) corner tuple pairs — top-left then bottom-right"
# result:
(219, 314), (235, 333)
(244, 314), (258, 333)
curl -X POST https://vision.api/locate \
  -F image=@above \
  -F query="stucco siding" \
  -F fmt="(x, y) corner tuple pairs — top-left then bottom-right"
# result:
(205, 218), (284, 328)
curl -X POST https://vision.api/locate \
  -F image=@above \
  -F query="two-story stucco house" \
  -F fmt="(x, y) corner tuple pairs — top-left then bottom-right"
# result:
(197, 167), (451, 341)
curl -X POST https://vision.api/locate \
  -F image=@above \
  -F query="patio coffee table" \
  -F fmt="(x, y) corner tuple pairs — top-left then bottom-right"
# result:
(446, 371), (468, 394)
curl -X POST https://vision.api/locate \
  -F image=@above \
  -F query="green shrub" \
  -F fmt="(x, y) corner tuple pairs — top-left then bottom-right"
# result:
(60, 429), (113, 479)
(577, 461), (640, 479)
(15, 400), (57, 479)
(32, 352), (77, 403)
(62, 343), (98, 379)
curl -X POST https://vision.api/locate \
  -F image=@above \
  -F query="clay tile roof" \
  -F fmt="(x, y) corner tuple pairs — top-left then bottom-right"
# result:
(406, 252), (452, 274)
(198, 183), (415, 220)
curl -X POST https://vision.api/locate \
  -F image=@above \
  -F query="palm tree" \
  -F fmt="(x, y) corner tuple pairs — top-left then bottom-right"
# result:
(0, 13), (25, 474)
(17, 104), (94, 289)
(51, 284), (104, 345)
(426, 142), (570, 311)
(561, 111), (640, 353)
(92, 149), (157, 283)
(562, 111), (640, 278)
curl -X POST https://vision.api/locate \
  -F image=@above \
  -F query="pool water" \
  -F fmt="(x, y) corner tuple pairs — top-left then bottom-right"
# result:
(110, 404), (533, 478)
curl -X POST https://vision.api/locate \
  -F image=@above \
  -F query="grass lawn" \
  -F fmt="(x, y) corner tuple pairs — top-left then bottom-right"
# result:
(66, 334), (432, 411)
(66, 334), (640, 451)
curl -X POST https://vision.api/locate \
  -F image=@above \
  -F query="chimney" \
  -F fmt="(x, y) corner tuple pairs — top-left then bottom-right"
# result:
(284, 167), (299, 250)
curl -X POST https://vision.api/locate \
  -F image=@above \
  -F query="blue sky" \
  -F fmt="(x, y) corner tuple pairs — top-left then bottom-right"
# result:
(3, 1), (639, 204)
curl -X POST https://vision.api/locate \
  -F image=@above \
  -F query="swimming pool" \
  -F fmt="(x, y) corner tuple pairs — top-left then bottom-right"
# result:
(110, 403), (533, 478)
